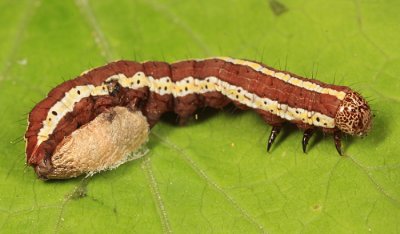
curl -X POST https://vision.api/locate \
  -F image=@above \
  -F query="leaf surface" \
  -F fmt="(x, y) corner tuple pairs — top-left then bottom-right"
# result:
(0, 0), (399, 233)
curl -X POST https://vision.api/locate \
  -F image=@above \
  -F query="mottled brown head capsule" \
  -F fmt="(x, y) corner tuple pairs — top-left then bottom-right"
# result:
(335, 91), (372, 136)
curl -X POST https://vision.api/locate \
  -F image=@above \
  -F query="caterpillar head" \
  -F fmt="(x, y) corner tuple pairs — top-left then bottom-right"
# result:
(335, 91), (372, 136)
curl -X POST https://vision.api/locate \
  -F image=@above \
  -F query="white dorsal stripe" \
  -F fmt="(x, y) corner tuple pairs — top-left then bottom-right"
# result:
(197, 57), (347, 100)
(35, 72), (335, 148)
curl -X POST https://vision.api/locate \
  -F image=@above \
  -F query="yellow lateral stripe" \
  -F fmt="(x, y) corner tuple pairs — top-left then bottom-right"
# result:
(208, 57), (347, 100)
(35, 73), (335, 148)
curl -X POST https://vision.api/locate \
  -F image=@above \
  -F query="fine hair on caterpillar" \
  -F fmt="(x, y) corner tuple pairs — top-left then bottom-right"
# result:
(25, 57), (373, 179)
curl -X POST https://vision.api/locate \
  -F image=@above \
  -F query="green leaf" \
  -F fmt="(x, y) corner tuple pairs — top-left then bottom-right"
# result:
(1, 0), (399, 233)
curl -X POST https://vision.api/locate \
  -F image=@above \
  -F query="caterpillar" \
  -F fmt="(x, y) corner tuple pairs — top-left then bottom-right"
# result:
(25, 57), (372, 179)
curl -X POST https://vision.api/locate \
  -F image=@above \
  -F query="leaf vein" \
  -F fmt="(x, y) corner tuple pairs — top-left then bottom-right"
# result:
(152, 132), (268, 234)
(141, 156), (173, 234)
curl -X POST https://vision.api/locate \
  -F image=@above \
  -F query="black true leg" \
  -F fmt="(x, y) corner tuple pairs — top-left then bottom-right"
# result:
(333, 131), (343, 156)
(267, 126), (282, 152)
(302, 128), (315, 153)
